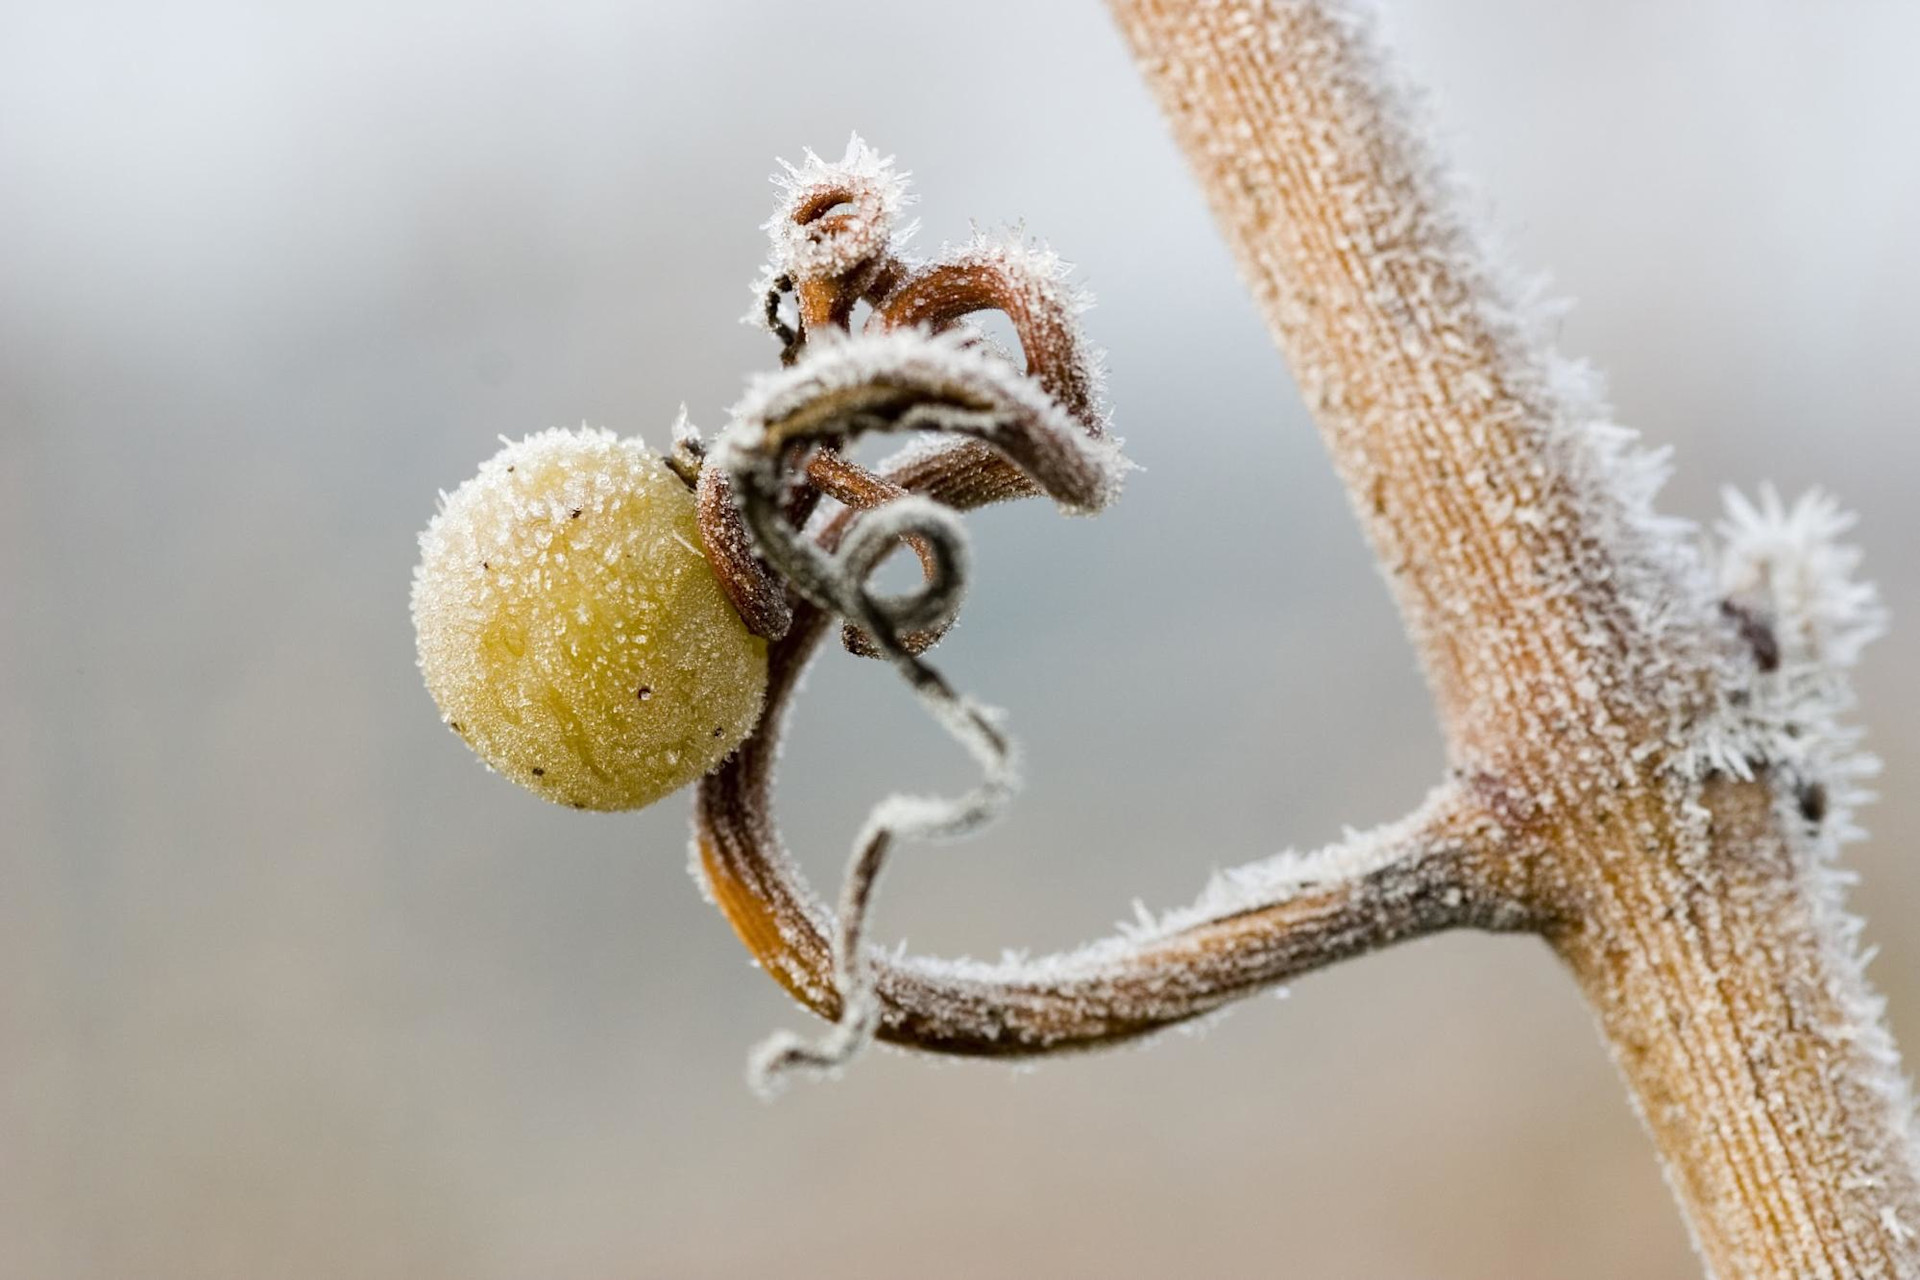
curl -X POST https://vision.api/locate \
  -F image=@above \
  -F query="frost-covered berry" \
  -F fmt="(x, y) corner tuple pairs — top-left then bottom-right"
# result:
(412, 427), (767, 811)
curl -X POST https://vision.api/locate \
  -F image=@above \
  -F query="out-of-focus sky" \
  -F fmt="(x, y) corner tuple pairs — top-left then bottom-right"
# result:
(4, 2), (1918, 1277)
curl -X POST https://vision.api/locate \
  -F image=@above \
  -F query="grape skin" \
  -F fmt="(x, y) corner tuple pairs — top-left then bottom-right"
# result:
(412, 427), (767, 812)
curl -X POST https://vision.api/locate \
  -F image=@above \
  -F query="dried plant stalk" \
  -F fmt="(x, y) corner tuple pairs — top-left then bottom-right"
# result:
(1105, 1), (1918, 1275)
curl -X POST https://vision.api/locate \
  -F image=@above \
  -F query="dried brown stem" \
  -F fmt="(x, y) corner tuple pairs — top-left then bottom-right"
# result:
(1105, 0), (1919, 1274)
(694, 470), (1522, 1057)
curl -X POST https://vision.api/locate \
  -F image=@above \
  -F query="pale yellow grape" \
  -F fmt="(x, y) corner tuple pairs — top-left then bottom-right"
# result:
(411, 427), (767, 811)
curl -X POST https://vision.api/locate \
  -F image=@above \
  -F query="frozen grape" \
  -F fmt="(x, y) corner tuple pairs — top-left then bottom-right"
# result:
(412, 427), (767, 811)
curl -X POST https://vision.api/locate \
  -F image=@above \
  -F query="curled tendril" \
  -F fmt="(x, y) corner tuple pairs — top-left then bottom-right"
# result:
(711, 330), (1125, 1093)
(686, 140), (1130, 1091)
(712, 147), (1115, 665)
(803, 450), (951, 657)
(871, 238), (1105, 436)
(759, 136), (912, 339)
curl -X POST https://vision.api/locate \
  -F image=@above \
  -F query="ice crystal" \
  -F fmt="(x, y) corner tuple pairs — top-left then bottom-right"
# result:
(1695, 485), (1915, 1182)
(1692, 486), (1886, 826)
(748, 134), (916, 330)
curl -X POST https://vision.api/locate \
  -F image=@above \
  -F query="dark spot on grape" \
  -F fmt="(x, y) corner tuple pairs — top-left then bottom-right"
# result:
(531, 767), (546, 776)
(570, 508), (582, 519)
(637, 686), (652, 702)
(712, 726), (723, 737)
(449, 721), (462, 732)
(1798, 782), (1828, 825)
(482, 561), (490, 570)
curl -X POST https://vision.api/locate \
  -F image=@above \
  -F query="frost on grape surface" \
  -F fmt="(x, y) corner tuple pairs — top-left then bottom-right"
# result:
(412, 427), (767, 812)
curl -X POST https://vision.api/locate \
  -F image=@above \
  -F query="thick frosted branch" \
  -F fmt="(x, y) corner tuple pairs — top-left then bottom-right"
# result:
(1107, 0), (1711, 780)
(1106, 2), (1920, 1275)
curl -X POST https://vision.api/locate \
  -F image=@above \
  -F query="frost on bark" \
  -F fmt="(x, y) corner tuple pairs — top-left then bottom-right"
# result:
(662, 6), (1917, 1278)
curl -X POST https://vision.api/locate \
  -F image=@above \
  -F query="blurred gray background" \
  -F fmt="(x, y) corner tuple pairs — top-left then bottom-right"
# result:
(5, 2), (1918, 1276)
